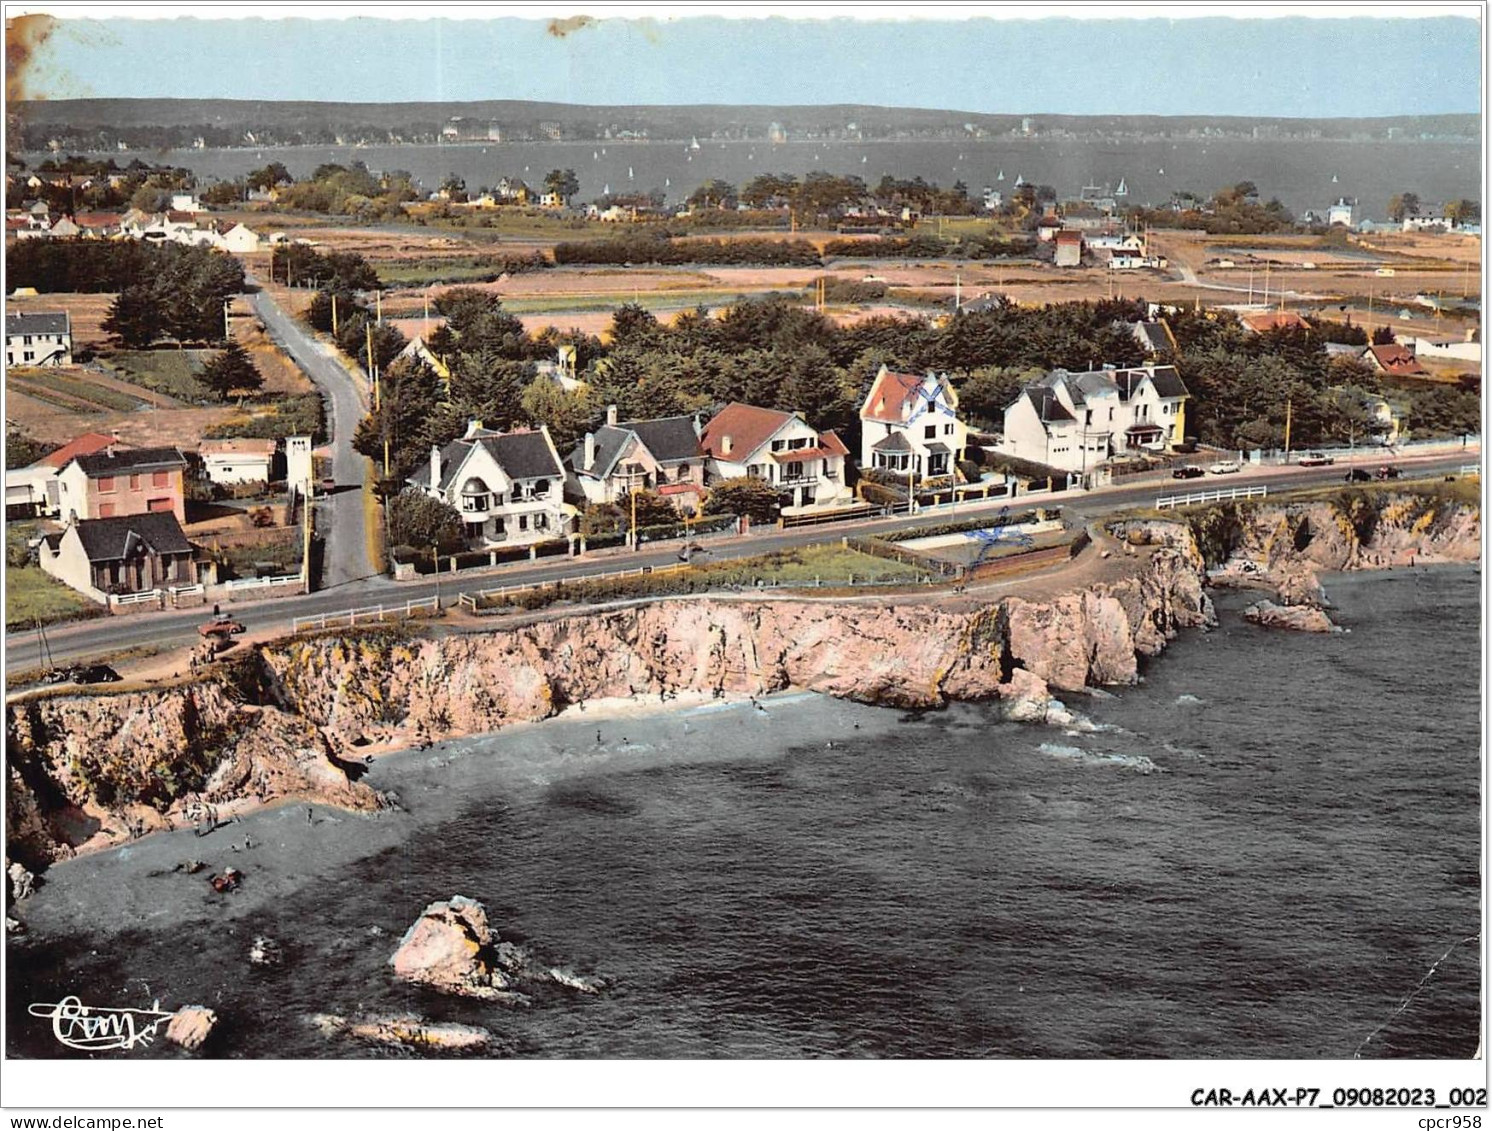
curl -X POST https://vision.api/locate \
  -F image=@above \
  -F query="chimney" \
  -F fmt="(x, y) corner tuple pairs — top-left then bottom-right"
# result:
(722, 434), (733, 456)
(463, 419), (484, 439)
(430, 445), (441, 488)
(583, 432), (596, 471)
(606, 403), (618, 427)
(692, 413), (703, 437)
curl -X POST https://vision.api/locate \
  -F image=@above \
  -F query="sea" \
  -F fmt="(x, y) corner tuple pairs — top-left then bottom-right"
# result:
(22, 138), (1483, 221)
(5, 565), (1482, 1059)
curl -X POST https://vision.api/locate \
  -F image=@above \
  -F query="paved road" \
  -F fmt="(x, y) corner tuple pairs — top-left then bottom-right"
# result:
(247, 281), (377, 590)
(7, 451), (1476, 677)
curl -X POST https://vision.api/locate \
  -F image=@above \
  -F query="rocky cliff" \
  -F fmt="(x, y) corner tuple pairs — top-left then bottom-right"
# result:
(5, 491), (1477, 872)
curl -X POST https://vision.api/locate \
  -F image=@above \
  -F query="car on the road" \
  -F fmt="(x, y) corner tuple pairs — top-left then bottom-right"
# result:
(1208, 461), (1242, 475)
(200, 618), (246, 637)
(72, 664), (121, 684)
(1376, 465), (1401, 480)
(1345, 468), (1373, 483)
(1297, 451), (1334, 467)
(1171, 465), (1206, 479)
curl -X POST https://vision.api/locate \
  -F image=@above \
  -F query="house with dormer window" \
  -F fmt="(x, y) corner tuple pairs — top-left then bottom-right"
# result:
(997, 364), (1190, 473)
(406, 421), (572, 546)
(698, 403), (851, 509)
(567, 405), (707, 511)
(858, 366), (969, 482)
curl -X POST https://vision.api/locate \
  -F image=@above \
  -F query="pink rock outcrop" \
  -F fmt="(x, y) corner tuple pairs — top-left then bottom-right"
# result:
(388, 896), (516, 1001)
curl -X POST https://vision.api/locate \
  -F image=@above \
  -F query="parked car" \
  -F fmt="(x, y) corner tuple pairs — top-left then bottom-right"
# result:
(1171, 466), (1206, 479)
(72, 664), (121, 684)
(200, 618), (246, 637)
(1208, 461), (1242, 475)
(1345, 468), (1373, 482)
(1297, 451), (1334, 467)
(1376, 465), (1401, 480)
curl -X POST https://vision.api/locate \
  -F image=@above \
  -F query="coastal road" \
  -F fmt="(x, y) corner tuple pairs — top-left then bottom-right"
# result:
(6, 450), (1476, 678)
(247, 280), (377, 590)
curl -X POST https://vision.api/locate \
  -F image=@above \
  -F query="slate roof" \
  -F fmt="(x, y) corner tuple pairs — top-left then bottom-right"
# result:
(871, 432), (913, 453)
(409, 428), (562, 492)
(1024, 386), (1075, 424)
(73, 512), (193, 563)
(70, 447), (186, 477)
(6, 311), (69, 337)
(1145, 365), (1189, 399)
(621, 416), (702, 463)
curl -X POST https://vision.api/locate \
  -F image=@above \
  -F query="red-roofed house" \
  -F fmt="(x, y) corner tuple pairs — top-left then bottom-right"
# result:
(858, 365), (968, 482)
(1363, 342), (1428, 376)
(4, 431), (122, 518)
(699, 403), (851, 508)
(1238, 310), (1311, 334)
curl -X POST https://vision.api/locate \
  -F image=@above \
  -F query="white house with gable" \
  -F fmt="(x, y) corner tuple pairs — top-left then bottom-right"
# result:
(406, 421), (573, 546)
(858, 365), (969, 481)
(997, 364), (1190, 473)
(698, 403), (851, 509)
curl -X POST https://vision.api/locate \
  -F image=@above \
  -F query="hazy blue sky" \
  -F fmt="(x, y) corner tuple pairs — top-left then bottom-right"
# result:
(18, 13), (1483, 116)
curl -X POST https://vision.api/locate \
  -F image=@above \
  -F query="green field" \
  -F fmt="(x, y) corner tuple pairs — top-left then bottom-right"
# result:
(105, 350), (215, 402)
(5, 523), (106, 633)
(503, 288), (793, 316)
(9, 372), (149, 413)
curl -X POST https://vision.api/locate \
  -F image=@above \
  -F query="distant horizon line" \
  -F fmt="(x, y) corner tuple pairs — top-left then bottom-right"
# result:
(10, 97), (1482, 123)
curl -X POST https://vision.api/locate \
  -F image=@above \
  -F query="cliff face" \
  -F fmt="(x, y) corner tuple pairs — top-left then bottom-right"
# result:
(5, 493), (1477, 871)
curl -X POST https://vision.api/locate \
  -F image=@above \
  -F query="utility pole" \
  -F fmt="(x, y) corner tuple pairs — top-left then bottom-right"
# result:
(1284, 396), (1293, 460)
(302, 477), (313, 594)
(331, 293), (339, 336)
(630, 486), (639, 550)
(366, 324), (380, 411)
(223, 299), (231, 342)
(1248, 264), (1254, 305)
(376, 290), (382, 325)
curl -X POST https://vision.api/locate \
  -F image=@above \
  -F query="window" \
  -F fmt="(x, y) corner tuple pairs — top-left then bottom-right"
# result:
(98, 502), (115, 518)
(944, 423), (954, 435)
(23, 351), (33, 362)
(1109, 408), (1114, 421)
(518, 515), (529, 531)
(152, 471), (168, 487)
(535, 513), (549, 530)
(771, 439), (786, 452)
(1085, 410), (1092, 425)
(98, 476), (116, 493)
(789, 437), (808, 450)
(23, 335), (32, 345)
(786, 461), (804, 480)
(130, 474), (141, 490)
(924, 425), (937, 439)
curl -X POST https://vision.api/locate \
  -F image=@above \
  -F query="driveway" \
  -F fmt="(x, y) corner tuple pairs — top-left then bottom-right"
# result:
(247, 281), (376, 590)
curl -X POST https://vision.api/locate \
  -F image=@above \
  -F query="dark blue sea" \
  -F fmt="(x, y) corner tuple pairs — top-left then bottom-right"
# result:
(6, 565), (1481, 1058)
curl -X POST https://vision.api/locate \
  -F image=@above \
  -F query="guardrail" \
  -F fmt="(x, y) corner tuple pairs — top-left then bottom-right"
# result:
(1155, 485), (1268, 510)
(1459, 464), (1480, 475)
(292, 596), (440, 633)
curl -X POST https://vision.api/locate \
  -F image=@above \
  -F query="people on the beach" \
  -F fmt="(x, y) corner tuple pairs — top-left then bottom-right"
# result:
(306, 806), (314, 826)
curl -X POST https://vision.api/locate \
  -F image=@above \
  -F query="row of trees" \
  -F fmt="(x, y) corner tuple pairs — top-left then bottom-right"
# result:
(1387, 193), (1480, 224)
(319, 285), (1478, 504)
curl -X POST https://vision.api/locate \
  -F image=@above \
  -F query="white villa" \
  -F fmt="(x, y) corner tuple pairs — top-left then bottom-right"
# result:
(698, 403), (852, 509)
(858, 366), (969, 482)
(406, 421), (573, 546)
(998, 364), (1190, 473)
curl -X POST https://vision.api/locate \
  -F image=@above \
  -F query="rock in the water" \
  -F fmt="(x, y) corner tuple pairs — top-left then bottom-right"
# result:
(312, 1012), (493, 1051)
(166, 1006), (217, 1051)
(389, 896), (517, 1001)
(998, 668), (1052, 723)
(249, 936), (283, 966)
(7, 860), (36, 902)
(1243, 600), (1338, 633)
(549, 967), (603, 994)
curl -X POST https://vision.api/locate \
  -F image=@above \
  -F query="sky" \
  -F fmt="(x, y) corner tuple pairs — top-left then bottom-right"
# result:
(10, 8), (1484, 117)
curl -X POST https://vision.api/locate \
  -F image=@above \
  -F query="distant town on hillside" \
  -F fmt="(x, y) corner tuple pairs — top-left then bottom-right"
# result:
(6, 99), (1482, 152)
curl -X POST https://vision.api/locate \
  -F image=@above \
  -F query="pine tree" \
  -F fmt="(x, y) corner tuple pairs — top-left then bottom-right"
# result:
(199, 341), (263, 400)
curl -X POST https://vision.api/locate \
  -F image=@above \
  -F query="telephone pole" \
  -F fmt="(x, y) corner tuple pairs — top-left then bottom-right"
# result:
(1284, 396), (1293, 459)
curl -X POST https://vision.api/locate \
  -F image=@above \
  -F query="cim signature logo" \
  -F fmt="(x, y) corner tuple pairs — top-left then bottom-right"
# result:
(28, 995), (177, 1051)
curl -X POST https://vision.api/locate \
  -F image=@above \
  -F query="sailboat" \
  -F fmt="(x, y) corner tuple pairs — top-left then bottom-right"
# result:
(1013, 174), (1025, 187)
(593, 151), (599, 160)
(690, 137), (701, 150)
(627, 166), (634, 179)
(861, 155), (868, 164)
(664, 177), (670, 187)
(1331, 174), (1339, 183)
(996, 170), (1005, 181)
(603, 183), (610, 195)
(1115, 178), (1128, 197)
(1157, 168), (1165, 175)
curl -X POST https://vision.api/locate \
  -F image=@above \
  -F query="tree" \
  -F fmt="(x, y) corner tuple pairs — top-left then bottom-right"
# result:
(702, 477), (780, 523)
(102, 287), (165, 349)
(1372, 325), (1396, 345)
(388, 490), (464, 553)
(246, 162), (292, 191)
(1387, 193), (1421, 223)
(620, 488), (681, 529)
(440, 173), (468, 203)
(687, 179), (736, 209)
(1445, 199), (1481, 225)
(198, 341), (263, 400)
(544, 168), (580, 204)
(519, 378), (600, 452)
